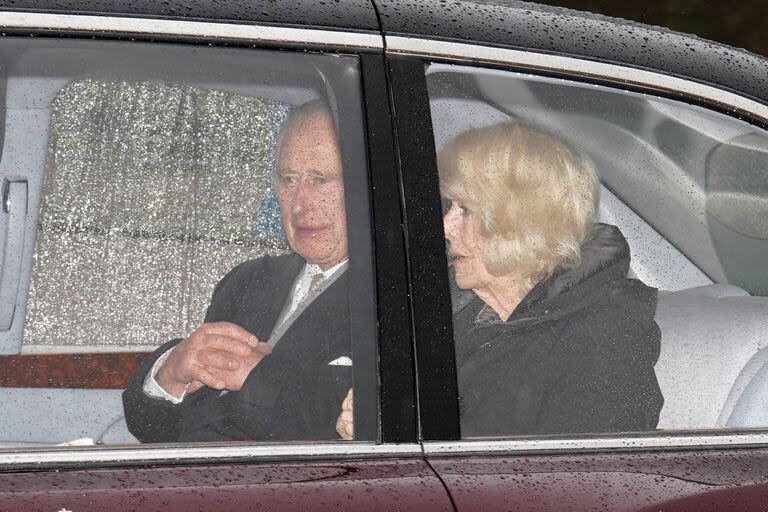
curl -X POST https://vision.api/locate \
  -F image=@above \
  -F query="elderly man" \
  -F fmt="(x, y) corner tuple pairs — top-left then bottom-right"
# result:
(123, 101), (353, 442)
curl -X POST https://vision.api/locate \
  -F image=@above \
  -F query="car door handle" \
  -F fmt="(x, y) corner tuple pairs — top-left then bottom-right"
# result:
(0, 180), (28, 331)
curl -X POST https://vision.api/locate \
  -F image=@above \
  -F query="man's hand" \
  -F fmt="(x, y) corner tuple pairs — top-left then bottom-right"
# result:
(155, 322), (272, 398)
(336, 388), (353, 440)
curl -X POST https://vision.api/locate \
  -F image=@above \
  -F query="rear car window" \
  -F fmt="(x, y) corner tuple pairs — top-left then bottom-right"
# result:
(426, 62), (768, 438)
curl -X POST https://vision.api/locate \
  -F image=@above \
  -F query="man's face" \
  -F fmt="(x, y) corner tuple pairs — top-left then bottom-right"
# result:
(277, 112), (348, 270)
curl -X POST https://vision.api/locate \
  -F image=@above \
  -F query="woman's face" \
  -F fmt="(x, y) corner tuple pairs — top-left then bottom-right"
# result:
(443, 196), (496, 291)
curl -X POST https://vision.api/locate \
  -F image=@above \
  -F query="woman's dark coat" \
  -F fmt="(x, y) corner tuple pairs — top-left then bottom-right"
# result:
(453, 224), (664, 437)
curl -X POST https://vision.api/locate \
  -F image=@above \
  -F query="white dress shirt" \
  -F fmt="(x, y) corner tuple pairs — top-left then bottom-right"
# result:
(143, 259), (348, 403)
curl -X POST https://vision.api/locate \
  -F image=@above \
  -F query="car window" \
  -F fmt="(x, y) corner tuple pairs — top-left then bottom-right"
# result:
(426, 61), (768, 438)
(0, 38), (376, 447)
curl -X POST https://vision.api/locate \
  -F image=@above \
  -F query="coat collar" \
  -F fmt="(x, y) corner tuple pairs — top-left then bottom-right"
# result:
(452, 223), (632, 322)
(515, 223), (630, 315)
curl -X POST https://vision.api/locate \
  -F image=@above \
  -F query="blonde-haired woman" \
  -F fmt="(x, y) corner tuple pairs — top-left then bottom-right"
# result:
(441, 122), (663, 437)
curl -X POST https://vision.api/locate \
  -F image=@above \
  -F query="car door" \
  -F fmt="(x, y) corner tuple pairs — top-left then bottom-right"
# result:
(377, 1), (768, 510)
(0, 3), (454, 510)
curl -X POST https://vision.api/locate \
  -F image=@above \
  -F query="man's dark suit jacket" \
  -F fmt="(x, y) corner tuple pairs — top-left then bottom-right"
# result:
(122, 253), (352, 442)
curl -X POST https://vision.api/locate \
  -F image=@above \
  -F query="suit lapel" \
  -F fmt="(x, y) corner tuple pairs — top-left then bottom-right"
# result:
(236, 253), (304, 341)
(269, 262), (348, 347)
(219, 269), (350, 439)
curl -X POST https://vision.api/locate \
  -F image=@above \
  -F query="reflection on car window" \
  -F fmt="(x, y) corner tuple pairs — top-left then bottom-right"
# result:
(427, 62), (768, 438)
(27, 80), (290, 351)
(0, 39), (375, 448)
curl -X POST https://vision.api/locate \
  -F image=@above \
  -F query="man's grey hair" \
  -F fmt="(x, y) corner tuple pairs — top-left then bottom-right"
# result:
(274, 99), (337, 183)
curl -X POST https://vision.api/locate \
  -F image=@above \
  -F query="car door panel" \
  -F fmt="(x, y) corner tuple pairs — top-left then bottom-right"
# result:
(382, 2), (768, 511)
(429, 449), (768, 512)
(0, 5), (435, 509)
(0, 0), (381, 34)
(0, 458), (454, 511)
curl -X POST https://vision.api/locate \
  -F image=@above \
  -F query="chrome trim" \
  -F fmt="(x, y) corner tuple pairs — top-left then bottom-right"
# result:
(424, 433), (768, 456)
(0, 11), (382, 50)
(386, 36), (768, 125)
(0, 442), (421, 466)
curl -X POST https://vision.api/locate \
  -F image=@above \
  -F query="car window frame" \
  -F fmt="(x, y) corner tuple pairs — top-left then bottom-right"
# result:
(0, 11), (420, 469)
(385, 38), (768, 455)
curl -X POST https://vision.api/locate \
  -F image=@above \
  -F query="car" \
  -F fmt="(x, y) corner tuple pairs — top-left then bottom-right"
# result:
(0, 0), (767, 510)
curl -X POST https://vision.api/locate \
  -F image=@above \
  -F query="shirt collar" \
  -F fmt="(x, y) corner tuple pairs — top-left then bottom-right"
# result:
(304, 259), (348, 280)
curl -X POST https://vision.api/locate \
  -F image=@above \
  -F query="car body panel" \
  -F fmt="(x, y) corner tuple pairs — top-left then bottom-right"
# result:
(0, 0), (380, 33)
(429, 448), (768, 512)
(0, 458), (453, 511)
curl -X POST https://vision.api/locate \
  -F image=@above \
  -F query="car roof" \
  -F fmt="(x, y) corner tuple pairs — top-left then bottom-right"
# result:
(375, 0), (768, 105)
(0, 0), (765, 106)
(0, 0), (380, 32)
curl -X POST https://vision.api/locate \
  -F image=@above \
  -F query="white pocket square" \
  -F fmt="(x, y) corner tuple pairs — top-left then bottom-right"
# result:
(328, 356), (353, 366)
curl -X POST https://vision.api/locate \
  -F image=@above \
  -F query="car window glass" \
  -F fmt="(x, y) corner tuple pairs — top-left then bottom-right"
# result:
(0, 39), (375, 448)
(426, 62), (768, 438)
(29, 81), (290, 351)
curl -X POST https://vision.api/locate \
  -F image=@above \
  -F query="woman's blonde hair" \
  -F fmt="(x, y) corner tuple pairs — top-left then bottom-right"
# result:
(439, 122), (599, 292)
